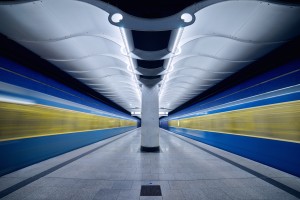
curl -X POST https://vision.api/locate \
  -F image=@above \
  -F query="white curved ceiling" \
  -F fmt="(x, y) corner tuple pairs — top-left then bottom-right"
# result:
(0, 0), (141, 112)
(1, 0), (300, 115)
(159, 1), (300, 112)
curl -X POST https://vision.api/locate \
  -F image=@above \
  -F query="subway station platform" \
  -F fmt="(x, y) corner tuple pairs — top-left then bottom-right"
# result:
(1, 1), (300, 200)
(1, 129), (299, 200)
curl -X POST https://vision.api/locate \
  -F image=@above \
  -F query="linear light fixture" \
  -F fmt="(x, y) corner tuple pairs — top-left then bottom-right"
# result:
(170, 27), (183, 54)
(120, 27), (141, 99)
(159, 27), (184, 97)
(159, 111), (169, 116)
(131, 111), (141, 115)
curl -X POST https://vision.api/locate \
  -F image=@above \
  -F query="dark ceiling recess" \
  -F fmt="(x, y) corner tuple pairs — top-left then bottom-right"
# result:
(0, 33), (130, 114)
(132, 31), (171, 51)
(137, 60), (164, 69)
(170, 35), (300, 114)
(102, 0), (300, 18)
(103, 0), (200, 18)
(139, 75), (161, 80)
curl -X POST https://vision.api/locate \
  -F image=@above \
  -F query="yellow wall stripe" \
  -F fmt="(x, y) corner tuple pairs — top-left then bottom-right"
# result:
(169, 101), (300, 143)
(0, 102), (136, 141)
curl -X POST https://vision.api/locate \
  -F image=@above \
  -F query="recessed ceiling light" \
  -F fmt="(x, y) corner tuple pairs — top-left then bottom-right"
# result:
(111, 13), (123, 23)
(181, 13), (192, 23)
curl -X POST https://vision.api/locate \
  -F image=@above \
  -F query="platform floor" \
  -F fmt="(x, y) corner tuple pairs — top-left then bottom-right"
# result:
(0, 128), (299, 200)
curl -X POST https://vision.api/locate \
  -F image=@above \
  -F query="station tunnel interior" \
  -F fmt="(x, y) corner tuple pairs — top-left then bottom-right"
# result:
(0, 0), (300, 199)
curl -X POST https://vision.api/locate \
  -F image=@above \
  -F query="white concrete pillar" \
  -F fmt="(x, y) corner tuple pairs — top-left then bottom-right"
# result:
(141, 84), (160, 152)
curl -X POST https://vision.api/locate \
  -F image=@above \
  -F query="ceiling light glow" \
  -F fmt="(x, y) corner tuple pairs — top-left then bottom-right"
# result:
(159, 28), (184, 97)
(120, 28), (141, 100)
(111, 13), (123, 23)
(181, 13), (193, 23)
(171, 27), (183, 54)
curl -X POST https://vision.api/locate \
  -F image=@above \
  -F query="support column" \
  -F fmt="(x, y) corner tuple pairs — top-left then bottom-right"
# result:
(141, 84), (160, 152)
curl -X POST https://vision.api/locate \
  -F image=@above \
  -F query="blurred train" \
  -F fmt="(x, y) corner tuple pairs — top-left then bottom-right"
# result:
(0, 57), (137, 176)
(160, 60), (300, 177)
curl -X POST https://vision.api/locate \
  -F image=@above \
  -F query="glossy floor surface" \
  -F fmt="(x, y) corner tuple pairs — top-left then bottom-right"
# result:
(1, 128), (300, 200)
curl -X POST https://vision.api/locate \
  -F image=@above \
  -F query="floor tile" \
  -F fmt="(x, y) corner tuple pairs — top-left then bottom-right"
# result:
(112, 181), (133, 189)
(93, 189), (120, 200)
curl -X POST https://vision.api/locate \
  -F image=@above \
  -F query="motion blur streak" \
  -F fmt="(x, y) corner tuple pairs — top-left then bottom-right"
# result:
(0, 102), (136, 142)
(169, 100), (300, 143)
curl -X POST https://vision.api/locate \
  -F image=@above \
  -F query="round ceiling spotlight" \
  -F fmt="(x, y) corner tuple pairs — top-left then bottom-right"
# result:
(181, 13), (193, 23)
(111, 13), (123, 23)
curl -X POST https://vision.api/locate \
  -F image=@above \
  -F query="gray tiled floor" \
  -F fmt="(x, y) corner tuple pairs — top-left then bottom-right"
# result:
(1, 128), (300, 200)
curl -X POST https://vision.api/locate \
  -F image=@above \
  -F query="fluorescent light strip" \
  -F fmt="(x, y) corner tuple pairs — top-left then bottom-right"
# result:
(159, 27), (184, 98)
(171, 27), (184, 54)
(131, 111), (141, 115)
(120, 28), (141, 99)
